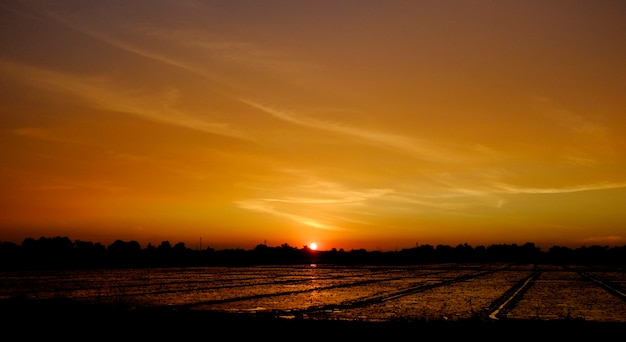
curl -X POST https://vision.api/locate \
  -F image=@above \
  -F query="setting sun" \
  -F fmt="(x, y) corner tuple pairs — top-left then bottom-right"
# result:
(309, 243), (318, 251)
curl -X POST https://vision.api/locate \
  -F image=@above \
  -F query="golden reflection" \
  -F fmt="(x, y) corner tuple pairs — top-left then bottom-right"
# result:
(309, 264), (319, 306)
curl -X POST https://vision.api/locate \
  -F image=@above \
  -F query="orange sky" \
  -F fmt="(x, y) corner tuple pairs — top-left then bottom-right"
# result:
(1, 1), (625, 251)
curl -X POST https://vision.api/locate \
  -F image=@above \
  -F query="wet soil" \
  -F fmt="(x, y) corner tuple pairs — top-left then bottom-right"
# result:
(2, 298), (624, 340)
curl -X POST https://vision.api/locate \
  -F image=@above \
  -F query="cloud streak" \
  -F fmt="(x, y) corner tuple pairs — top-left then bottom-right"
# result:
(240, 100), (474, 163)
(0, 60), (249, 140)
(235, 173), (395, 231)
(491, 181), (626, 195)
(28, 2), (313, 102)
(235, 200), (342, 231)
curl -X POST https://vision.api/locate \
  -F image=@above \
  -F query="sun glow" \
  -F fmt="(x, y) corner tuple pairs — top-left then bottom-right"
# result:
(309, 242), (318, 251)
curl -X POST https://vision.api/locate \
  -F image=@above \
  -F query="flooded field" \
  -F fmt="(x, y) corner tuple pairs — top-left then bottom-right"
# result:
(2, 263), (626, 323)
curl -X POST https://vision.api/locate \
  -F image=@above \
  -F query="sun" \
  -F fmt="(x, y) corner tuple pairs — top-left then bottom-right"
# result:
(309, 242), (318, 251)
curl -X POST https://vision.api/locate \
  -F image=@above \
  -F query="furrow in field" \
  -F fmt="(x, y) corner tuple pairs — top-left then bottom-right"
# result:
(579, 271), (626, 301)
(187, 268), (448, 312)
(504, 269), (626, 322)
(308, 268), (532, 322)
(487, 270), (541, 320)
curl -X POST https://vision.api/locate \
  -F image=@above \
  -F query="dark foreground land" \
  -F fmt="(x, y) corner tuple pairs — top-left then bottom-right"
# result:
(2, 298), (625, 340)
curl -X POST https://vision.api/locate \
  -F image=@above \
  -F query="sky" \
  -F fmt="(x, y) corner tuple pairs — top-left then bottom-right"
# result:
(1, 0), (625, 252)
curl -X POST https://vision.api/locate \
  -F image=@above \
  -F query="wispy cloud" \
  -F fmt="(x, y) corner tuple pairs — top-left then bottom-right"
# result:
(16, 2), (208, 78)
(235, 200), (343, 231)
(579, 236), (626, 246)
(32, 179), (127, 194)
(384, 187), (506, 214)
(263, 178), (393, 205)
(14, 127), (75, 144)
(14, 171), (128, 194)
(239, 100), (474, 163)
(563, 155), (598, 166)
(131, 23), (309, 77)
(532, 96), (611, 141)
(491, 181), (626, 194)
(235, 172), (395, 230)
(0, 60), (249, 140)
(30, 3), (314, 97)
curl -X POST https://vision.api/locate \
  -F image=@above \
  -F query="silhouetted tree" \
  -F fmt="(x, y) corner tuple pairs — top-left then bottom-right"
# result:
(107, 240), (142, 267)
(2, 235), (626, 269)
(74, 240), (106, 268)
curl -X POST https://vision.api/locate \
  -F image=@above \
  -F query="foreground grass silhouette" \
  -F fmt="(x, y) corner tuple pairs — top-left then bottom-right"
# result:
(2, 297), (624, 340)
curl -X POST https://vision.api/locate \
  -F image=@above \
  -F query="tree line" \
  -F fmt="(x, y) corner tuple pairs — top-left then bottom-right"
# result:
(1, 236), (625, 270)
